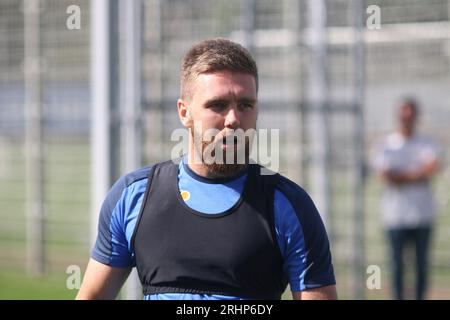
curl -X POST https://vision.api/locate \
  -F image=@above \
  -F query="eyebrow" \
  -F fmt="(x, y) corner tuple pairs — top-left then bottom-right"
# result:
(238, 98), (257, 104)
(203, 97), (257, 106)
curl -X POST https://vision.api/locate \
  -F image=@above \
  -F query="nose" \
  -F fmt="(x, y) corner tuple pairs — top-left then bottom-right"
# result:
(224, 106), (240, 129)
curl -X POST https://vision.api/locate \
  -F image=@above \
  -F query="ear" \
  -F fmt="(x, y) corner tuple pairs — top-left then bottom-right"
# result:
(177, 98), (192, 128)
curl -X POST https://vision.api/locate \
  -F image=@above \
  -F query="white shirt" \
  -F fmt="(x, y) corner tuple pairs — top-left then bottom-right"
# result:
(372, 132), (440, 229)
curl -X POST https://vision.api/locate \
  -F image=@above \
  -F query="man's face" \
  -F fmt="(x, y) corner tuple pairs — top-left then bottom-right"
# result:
(179, 71), (258, 175)
(399, 104), (417, 136)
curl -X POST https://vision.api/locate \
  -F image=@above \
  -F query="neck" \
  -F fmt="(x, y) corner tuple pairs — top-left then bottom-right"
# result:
(400, 128), (414, 139)
(187, 151), (213, 178)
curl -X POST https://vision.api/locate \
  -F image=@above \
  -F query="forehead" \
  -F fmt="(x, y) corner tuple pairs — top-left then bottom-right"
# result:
(192, 71), (257, 100)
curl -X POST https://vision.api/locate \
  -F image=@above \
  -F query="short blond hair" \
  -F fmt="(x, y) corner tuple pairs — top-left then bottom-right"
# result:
(180, 38), (258, 100)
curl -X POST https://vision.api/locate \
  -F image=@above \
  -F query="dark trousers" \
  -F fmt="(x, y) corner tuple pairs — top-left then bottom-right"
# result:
(387, 226), (432, 300)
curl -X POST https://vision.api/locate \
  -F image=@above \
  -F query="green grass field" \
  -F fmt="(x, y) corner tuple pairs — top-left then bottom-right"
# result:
(1, 138), (449, 299)
(0, 268), (78, 299)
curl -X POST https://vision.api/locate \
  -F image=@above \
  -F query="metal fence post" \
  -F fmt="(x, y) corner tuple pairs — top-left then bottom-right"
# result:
(350, 0), (367, 300)
(120, 0), (143, 300)
(307, 0), (331, 230)
(25, 0), (45, 276)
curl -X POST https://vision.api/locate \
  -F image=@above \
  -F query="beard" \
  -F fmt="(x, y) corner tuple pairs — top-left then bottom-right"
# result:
(191, 126), (253, 177)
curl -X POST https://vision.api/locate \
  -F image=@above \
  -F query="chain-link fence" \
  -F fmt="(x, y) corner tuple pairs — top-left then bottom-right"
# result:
(0, 0), (91, 284)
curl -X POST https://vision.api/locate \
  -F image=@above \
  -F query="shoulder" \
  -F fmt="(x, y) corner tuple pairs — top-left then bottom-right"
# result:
(101, 166), (153, 214)
(275, 174), (317, 214)
(93, 166), (153, 267)
(274, 174), (330, 239)
(414, 134), (439, 147)
(121, 166), (153, 186)
(256, 165), (311, 203)
(375, 132), (400, 149)
(272, 174), (325, 233)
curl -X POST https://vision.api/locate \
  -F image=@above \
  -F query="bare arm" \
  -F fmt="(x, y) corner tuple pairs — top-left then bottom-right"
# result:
(292, 285), (337, 300)
(76, 258), (132, 300)
(382, 158), (439, 185)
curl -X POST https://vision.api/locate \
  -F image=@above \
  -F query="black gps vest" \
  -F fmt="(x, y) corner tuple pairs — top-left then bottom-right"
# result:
(131, 160), (288, 299)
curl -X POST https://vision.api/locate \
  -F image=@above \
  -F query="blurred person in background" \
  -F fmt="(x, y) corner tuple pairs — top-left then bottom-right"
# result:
(372, 98), (442, 300)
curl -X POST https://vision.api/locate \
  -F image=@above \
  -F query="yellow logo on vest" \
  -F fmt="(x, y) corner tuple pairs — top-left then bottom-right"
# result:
(180, 190), (190, 201)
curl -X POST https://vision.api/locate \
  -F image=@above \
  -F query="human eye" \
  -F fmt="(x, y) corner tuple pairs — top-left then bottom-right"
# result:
(238, 101), (255, 109)
(207, 100), (227, 111)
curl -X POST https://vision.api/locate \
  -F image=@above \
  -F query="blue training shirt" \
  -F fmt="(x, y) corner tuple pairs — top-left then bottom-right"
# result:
(92, 158), (336, 300)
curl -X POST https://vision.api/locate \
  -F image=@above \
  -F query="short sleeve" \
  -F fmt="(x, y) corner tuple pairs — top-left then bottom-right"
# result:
(274, 177), (336, 291)
(91, 176), (135, 268)
(91, 167), (151, 268)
